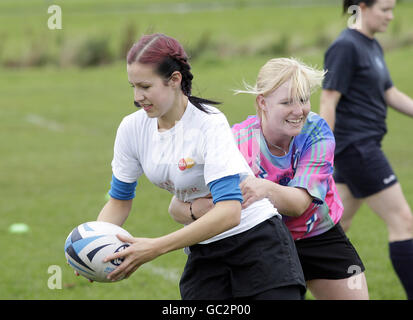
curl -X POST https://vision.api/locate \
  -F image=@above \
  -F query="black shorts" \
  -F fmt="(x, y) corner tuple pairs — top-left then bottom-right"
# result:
(179, 216), (306, 299)
(334, 138), (398, 198)
(294, 223), (365, 281)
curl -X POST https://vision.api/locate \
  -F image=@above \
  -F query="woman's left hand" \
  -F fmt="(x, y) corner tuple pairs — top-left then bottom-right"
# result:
(240, 176), (272, 209)
(104, 234), (161, 281)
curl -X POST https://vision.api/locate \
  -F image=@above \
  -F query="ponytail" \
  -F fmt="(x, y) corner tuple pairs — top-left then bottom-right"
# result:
(188, 96), (220, 113)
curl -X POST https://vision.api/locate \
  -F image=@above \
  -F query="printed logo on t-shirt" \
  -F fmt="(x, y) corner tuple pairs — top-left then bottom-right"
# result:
(178, 158), (195, 171)
(305, 213), (318, 234)
(374, 56), (384, 70)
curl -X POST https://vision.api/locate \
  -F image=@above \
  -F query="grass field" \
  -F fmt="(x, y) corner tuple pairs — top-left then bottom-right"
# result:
(1, 0), (413, 300)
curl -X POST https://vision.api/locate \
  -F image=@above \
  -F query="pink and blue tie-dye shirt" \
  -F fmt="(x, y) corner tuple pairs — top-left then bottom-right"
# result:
(232, 112), (343, 240)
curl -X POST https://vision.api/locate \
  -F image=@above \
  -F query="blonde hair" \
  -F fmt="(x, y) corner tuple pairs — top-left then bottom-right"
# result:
(234, 57), (326, 117)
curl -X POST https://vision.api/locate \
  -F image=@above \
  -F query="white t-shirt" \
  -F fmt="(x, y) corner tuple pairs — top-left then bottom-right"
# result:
(111, 101), (279, 243)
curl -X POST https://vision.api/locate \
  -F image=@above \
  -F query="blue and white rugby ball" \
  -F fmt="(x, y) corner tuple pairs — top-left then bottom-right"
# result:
(64, 221), (132, 282)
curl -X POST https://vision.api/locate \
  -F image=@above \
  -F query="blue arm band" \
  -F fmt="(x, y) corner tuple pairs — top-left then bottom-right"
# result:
(108, 174), (137, 200)
(207, 174), (243, 204)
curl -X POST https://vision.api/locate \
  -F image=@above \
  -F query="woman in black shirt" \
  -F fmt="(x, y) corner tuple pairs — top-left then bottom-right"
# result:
(320, 0), (413, 299)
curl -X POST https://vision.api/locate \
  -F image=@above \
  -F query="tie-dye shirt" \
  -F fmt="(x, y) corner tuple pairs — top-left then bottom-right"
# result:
(232, 112), (343, 240)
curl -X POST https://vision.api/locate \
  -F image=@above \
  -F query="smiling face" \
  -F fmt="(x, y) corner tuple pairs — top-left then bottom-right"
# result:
(257, 80), (311, 143)
(127, 62), (177, 118)
(361, 0), (396, 36)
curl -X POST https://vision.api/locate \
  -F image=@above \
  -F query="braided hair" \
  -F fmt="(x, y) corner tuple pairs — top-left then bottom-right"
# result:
(127, 33), (220, 113)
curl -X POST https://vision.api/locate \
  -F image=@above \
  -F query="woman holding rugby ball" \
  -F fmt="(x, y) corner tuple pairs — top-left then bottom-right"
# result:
(97, 33), (305, 299)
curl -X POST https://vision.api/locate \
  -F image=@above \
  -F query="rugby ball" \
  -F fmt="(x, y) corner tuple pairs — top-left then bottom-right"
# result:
(64, 221), (132, 282)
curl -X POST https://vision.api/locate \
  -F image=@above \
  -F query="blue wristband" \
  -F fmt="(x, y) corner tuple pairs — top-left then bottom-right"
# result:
(108, 174), (137, 200)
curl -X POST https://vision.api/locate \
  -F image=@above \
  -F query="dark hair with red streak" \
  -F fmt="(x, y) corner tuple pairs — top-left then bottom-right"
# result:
(127, 33), (220, 113)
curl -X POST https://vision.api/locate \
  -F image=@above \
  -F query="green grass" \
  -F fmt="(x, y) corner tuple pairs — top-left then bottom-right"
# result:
(1, 0), (413, 300)
(2, 0), (413, 64)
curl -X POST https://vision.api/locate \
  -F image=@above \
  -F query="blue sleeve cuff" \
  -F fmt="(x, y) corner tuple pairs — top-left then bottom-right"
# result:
(207, 174), (243, 204)
(108, 174), (137, 200)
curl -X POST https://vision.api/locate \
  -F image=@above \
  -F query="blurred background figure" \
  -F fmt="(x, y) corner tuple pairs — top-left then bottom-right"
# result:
(320, 0), (413, 299)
